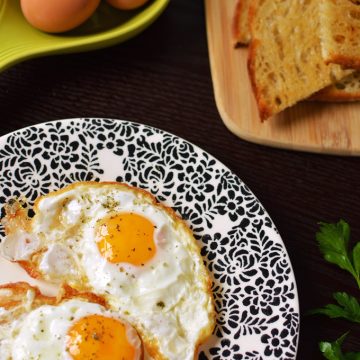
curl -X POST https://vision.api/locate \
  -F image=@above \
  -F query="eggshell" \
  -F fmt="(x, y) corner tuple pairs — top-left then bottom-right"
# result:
(106, 0), (150, 10)
(20, 0), (101, 33)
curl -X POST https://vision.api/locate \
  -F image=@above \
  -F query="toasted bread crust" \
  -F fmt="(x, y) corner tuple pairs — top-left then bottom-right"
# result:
(248, 39), (272, 120)
(325, 54), (360, 70)
(311, 88), (360, 101)
(320, 0), (360, 69)
(311, 71), (360, 101)
(247, 2), (265, 118)
(247, 0), (281, 120)
(233, 0), (252, 46)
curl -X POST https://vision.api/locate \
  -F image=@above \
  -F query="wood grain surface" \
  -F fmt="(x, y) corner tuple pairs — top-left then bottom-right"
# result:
(0, 0), (360, 358)
(205, 0), (360, 155)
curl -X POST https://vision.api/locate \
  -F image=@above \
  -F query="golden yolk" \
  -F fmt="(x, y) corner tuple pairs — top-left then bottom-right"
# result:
(96, 213), (156, 266)
(66, 314), (137, 360)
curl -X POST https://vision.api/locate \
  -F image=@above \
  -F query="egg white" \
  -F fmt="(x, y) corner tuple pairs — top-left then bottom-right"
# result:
(1, 182), (215, 360)
(0, 298), (141, 360)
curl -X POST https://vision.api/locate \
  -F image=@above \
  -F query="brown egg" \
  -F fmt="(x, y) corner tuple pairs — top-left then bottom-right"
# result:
(106, 0), (149, 10)
(20, 0), (101, 33)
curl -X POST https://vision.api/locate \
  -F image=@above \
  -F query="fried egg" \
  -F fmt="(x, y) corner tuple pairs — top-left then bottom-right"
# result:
(0, 182), (215, 360)
(0, 283), (142, 360)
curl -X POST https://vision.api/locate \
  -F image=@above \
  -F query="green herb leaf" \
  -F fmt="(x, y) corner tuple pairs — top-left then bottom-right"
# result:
(316, 220), (360, 288)
(320, 332), (347, 360)
(353, 243), (360, 282)
(310, 292), (360, 323)
(320, 333), (360, 360)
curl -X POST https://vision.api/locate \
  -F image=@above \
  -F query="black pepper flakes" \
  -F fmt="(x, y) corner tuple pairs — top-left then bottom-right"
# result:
(156, 301), (165, 309)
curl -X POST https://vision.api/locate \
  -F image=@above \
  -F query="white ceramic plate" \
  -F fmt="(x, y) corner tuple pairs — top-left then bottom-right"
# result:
(0, 118), (299, 359)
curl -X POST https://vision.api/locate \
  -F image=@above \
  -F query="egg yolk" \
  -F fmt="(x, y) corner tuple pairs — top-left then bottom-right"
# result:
(66, 315), (137, 360)
(96, 213), (156, 266)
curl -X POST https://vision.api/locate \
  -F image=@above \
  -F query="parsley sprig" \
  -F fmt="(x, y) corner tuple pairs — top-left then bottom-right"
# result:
(316, 220), (360, 288)
(313, 220), (360, 359)
(320, 333), (360, 360)
(310, 292), (360, 324)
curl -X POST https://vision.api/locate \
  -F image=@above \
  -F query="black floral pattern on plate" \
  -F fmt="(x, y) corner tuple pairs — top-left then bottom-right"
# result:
(0, 118), (299, 359)
(261, 328), (291, 358)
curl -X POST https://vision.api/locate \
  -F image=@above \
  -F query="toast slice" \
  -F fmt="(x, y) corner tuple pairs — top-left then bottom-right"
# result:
(320, 0), (360, 69)
(233, 0), (252, 45)
(311, 71), (360, 101)
(232, 0), (360, 102)
(248, 0), (353, 120)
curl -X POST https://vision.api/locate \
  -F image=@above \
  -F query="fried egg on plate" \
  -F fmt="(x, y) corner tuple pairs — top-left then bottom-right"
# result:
(0, 282), (142, 360)
(0, 182), (215, 360)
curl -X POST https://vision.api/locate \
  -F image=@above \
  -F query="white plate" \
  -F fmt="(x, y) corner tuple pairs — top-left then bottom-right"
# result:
(0, 118), (299, 359)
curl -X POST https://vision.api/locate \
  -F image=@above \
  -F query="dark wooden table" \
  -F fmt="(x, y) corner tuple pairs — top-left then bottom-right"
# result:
(1, 1), (359, 358)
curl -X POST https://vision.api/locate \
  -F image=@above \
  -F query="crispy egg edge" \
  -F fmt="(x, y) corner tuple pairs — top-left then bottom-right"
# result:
(2, 181), (216, 359)
(0, 282), (145, 360)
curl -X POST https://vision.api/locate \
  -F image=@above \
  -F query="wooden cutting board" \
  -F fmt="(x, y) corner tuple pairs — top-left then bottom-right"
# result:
(205, 0), (360, 155)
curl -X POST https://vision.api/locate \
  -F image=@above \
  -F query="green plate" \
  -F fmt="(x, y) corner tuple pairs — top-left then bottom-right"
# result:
(0, 0), (169, 72)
